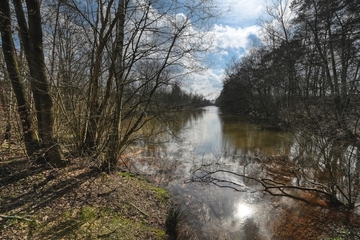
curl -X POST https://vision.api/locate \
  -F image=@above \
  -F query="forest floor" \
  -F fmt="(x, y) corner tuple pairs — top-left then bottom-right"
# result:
(0, 143), (171, 240)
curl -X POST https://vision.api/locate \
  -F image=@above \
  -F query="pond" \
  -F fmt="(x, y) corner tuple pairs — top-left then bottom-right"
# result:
(129, 106), (359, 239)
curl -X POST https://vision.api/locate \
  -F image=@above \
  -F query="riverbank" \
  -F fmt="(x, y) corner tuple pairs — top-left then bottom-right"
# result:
(0, 147), (171, 239)
(2, 152), (360, 240)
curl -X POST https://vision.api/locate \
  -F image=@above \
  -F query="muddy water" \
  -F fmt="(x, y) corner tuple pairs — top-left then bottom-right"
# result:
(132, 106), (311, 239)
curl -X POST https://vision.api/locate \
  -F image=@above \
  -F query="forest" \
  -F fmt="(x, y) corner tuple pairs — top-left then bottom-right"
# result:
(0, 0), (213, 171)
(216, 0), (360, 210)
(217, 0), (359, 129)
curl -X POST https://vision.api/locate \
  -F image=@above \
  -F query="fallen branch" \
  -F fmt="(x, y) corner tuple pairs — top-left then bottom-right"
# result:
(97, 188), (117, 197)
(0, 214), (34, 222)
(97, 228), (118, 238)
(123, 201), (149, 218)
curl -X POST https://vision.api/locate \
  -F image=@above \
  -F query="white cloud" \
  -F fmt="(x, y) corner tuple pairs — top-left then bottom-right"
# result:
(147, 0), (268, 99)
(212, 24), (262, 49)
(220, 50), (228, 55)
(217, 0), (266, 26)
(180, 1), (268, 99)
(179, 23), (263, 99)
(183, 68), (224, 99)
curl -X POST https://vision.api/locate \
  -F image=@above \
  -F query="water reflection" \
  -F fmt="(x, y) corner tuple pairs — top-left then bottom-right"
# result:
(181, 107), (222, 156)
(219, 112), (293, 157)
(130, 106), (360, 239)
(129, 106), (299, 239)
(234, 202), (253, 219)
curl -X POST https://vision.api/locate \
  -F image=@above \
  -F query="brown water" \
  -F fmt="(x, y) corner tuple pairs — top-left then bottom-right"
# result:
(130, 106), (357, 239)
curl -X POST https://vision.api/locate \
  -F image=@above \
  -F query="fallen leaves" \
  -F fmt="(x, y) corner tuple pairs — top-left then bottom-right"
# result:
(0, 155), (170, 239)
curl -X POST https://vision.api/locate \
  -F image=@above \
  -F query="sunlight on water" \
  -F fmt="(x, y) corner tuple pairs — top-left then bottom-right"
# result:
(234, 202), (253, 219)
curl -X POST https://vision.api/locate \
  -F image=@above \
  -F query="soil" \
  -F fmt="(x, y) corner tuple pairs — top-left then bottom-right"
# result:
(269, 197), (360, 240)
(0, 144), (171, 240)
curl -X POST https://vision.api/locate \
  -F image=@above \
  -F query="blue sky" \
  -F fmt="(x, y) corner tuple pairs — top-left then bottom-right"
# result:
(183, 0), (268, 100)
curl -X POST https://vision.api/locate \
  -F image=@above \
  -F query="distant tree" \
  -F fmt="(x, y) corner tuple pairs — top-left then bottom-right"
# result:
(217, 47), (285, 124)
(214, 0), (360, 210)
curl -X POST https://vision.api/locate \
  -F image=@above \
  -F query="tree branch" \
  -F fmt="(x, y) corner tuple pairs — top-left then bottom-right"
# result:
(190, 168), (338, 205)
(0, 214), (34, 222)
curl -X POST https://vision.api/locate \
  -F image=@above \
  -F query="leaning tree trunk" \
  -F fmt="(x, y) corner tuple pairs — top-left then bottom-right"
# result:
(0, 0), (39, 156)
(8, 0), (65, 166)
(24, 0), (65, 167)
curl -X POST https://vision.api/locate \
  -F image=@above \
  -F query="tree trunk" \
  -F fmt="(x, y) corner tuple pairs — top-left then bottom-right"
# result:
(25, 0), (66, 166)
(0, 0), (39, 156)
(102, 0), (128, 172)
(7, 0), (66, 166)
(82, 1), (115, 153)
(82, 0), (121, 156)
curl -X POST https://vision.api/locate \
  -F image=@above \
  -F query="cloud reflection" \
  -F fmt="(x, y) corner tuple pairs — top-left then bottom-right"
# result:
(234, 202), (254, 219)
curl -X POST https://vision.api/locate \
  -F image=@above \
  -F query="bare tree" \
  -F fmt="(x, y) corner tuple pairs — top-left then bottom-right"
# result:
(0, 0), (39, 156)
(0, 0), (65, 166)
(52, 0), (219, 171)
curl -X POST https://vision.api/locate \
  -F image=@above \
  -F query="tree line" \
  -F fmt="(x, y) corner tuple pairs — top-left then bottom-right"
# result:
(0, 0), (216, 172)
(217, 0), (359, 137)
(216, 0), (360, 209)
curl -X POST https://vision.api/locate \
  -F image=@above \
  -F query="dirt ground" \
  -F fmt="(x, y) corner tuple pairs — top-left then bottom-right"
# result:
(0, 144), (171, 240)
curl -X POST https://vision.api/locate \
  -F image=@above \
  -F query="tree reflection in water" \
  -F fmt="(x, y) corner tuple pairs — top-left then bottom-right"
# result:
(130, 106), (360, 239)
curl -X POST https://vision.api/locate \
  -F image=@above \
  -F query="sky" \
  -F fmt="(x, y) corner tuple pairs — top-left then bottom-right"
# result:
(183, 0), (268, 100)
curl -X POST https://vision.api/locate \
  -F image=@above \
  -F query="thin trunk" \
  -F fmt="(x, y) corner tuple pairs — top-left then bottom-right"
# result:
(103, 0), (128, 171)
(83, 0), (117, 152)
(0, 83), (11, 144)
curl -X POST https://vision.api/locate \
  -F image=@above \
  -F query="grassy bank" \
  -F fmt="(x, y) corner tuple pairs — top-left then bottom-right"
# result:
(0, 147), (171, 239)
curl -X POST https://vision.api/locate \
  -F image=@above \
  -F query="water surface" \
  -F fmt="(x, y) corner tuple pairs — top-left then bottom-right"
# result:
(134, 106), (297, 239)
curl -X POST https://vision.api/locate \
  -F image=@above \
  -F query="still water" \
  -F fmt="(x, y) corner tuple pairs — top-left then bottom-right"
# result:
(133, 106), (296, 239)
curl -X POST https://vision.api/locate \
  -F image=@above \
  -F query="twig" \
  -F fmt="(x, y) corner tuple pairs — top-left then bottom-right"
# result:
(97, 229), (118, 238)
(97, 188), (117, 197)
(124, 201), (149, 218)
(0, 214), (34, 222)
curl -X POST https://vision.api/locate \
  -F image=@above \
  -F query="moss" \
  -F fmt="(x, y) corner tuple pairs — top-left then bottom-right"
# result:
(1, 141), (10, 149)
(118, 171), (170, 203)
(151, 186), (170, 203)
(100, 172), (110, 182)
(148, 227), (166, 239)
(79, 206), (98, 222)
(324, 226), (359, 240)
(118, 171), (137, 178)
(35, 204), (168, 239)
